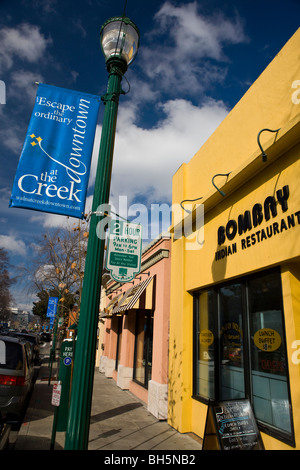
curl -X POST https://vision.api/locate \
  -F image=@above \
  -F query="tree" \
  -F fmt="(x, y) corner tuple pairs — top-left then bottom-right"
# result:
(0, 248), (15, 322)
(29, 220), (89, 322)
(32, 288), (77, 321)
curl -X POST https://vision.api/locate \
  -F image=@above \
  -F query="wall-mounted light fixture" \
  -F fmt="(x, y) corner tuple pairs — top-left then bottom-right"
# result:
(180, 197), (203, 214)
(113, 288), (122, 294)
(257, 128), (280, 162)
(136, 271), (150, 281)
(212, 172), (231, 197)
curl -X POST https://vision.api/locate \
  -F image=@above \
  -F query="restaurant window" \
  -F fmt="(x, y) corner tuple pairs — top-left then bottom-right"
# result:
(193, 269), (294, 445)
(133, 312), (153, 388)
(115, 316), (123, 371)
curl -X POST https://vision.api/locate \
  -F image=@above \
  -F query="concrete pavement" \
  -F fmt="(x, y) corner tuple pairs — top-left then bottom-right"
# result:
(12, 352), (203, 452)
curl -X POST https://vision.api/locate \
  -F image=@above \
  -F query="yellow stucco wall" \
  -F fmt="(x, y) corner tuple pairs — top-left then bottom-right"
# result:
(185, 134), (300, 290)
(169, 28), (300, 449)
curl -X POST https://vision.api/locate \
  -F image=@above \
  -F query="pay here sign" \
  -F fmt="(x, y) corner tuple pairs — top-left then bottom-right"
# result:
(106, 220), (142, 283)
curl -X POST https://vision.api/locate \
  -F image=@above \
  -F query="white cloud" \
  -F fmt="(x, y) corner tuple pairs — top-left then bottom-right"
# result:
(72, 18), (87, 38)
(0, 123), (24, 154)
(0, 23), (52, 73)
(9, 289), (38, 312)
(0, 234), (26, 256)
(0, 24), (50, 155)
(155, 1), (246, 59)
(88, 97), (228, 211)
(0, 72), (40, 153)
(140, 1), (247, 95)
(22, 0), (58, 15)
(10, 70), (44, 100)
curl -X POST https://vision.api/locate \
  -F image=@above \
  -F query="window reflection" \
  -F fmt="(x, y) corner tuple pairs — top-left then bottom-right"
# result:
(248, 273), (291, 434)
(194, 270), (293, 441)
(219, 284), (245, 400)
(134, 312), (153, 388)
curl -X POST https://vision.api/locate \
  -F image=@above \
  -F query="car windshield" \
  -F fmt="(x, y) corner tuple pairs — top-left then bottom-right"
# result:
(0, 340), (23, 370)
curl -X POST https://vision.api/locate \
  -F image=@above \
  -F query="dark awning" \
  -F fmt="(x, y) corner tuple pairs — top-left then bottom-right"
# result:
(112, 276), (154, 314)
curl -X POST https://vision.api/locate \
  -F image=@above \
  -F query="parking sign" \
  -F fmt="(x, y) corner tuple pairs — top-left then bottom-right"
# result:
(106, 220), (142, 282)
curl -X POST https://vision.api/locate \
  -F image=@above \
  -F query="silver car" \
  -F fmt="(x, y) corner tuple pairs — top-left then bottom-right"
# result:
(10, 332), (41, 365)
(0, 335), (35, 422)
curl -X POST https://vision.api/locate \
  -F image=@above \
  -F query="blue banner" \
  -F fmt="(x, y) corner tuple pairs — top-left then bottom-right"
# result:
(46, 296), (59, 318)
(10, 83), (100, 219)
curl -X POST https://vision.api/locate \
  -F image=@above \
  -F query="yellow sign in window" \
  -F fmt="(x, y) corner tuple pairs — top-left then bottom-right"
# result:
(254, 328), (281, 352)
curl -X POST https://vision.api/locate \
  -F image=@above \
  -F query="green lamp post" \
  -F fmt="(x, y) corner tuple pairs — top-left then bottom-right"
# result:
(64, 16), (140, 450)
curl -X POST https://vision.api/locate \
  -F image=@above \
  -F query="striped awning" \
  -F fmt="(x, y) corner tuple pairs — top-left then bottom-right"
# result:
(100, 291), (124, 318)
(112, 276), (154, 314)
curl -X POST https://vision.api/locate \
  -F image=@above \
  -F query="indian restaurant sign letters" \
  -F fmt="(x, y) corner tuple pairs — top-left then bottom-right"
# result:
(215, 185), (300, 261)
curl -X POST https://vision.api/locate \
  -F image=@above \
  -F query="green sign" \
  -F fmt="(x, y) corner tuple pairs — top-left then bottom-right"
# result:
(106, 220), (142, 282)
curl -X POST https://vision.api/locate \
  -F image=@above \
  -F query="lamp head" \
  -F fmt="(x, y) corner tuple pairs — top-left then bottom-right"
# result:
(100, 16), (140, 73)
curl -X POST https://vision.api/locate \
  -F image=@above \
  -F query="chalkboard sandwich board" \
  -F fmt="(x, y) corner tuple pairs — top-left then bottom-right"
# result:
(203, 399), (264, 450)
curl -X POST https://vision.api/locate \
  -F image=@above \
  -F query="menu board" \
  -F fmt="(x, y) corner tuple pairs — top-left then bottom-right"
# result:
(203, 399), (264, 450)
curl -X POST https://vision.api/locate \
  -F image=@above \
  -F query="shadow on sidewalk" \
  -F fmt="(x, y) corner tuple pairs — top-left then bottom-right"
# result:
(15, 435), (64, 451)
(23, 382), (55, 422)
(90, 402), (143, 424)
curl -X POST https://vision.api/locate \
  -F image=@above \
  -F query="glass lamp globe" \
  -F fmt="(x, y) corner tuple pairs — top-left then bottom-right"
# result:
(100, 16), (140, 68)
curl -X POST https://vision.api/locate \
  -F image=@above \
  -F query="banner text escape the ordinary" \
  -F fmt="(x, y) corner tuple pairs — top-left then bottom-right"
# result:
(10, 83), (100, 219)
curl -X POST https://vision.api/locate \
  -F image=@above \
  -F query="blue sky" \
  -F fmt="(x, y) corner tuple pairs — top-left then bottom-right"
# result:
(0, 0), (299, 310)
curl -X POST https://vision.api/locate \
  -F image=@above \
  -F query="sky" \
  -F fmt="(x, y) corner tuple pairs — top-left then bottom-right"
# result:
(0, 0), (299, 311)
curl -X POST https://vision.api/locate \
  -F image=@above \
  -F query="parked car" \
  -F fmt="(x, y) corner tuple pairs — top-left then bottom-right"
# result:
(0, 335), (35, 423)
(10, 332), (41, 365)
(0, 412), (11, 450)
(40, 332), (51, 343)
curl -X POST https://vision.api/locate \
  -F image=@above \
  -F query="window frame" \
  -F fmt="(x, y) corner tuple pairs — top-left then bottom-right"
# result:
(192, 268), (295, 447)
(133, 310), (153, 389)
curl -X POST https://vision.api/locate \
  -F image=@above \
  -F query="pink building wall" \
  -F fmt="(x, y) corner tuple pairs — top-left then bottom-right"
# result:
(99, 236), (171, 419)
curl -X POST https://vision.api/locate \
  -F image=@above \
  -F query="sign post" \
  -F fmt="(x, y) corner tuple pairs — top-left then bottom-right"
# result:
(50, 341), (74, 449)
(50, 381), (61, 450)
(56, 341), (74, 431)
(51, 382), (62, 407)
(46, 297), (59, 384)
(106, 220), (142, 282)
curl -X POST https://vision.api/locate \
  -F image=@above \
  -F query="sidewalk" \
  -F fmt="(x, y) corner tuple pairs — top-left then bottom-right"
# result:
(13, 359), (203, 452)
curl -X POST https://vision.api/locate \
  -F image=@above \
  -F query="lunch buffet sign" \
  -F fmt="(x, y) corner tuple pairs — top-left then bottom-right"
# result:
(203, 399), (264, 451)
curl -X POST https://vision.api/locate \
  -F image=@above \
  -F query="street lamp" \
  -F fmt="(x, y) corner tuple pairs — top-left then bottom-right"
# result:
(64, 16), (139, 450)
(101, 16), (139, 68)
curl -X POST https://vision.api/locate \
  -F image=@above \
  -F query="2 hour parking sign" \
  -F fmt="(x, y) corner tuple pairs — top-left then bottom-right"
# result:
(106, 220), (142, 282)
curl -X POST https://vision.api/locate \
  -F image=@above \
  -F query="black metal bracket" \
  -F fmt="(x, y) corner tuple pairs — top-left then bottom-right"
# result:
(212, 172), (231, 197)
(257, 128), (280, 162)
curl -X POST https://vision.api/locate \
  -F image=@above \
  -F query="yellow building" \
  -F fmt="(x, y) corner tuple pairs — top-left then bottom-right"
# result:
(169, 29), (300, 450)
